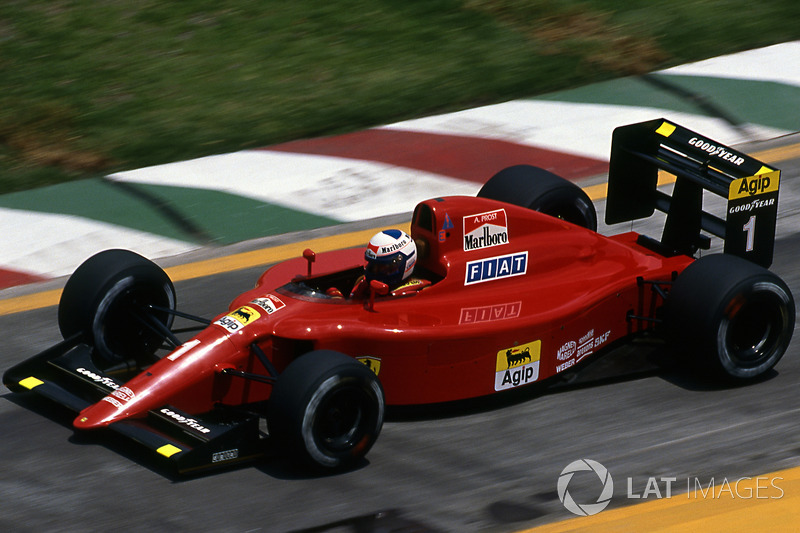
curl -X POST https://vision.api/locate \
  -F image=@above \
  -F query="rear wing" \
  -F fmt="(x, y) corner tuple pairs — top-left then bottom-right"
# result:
(606, 119), (780, 267)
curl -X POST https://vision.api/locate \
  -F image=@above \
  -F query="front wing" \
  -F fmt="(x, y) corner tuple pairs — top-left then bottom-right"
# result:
(3, 338), (269, 474)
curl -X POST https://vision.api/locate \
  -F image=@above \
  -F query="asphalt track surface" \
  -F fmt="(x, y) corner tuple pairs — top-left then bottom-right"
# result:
(2, 136), (800, 532)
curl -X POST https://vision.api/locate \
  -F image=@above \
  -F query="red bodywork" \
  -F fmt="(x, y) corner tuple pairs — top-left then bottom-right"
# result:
(74, 195), (693, 430)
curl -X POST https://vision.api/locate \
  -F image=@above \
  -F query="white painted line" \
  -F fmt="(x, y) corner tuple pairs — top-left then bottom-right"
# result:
(663, 41), (800, 87)
(381, 101), (789, 159)
(0, 208), (197, 278)
(109, 151), (481, 221)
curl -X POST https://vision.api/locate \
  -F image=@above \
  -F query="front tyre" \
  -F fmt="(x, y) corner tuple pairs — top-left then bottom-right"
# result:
(268, 350), (385, 471)
(665, 254), (795, 381)
(58, 249), (176, 367)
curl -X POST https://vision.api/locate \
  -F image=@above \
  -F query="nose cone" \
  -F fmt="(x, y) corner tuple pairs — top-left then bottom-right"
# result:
(74, 394), (129, 429)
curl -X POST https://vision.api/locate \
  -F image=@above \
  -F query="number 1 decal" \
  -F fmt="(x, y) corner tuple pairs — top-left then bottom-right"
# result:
(743, 215), (756, 252)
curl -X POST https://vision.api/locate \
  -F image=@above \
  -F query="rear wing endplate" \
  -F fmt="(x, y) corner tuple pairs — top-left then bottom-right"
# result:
(606, 119), (780, 267)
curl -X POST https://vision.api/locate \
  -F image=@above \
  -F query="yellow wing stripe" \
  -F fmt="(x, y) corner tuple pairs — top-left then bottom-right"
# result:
(20, 376), (44, 389)
(655, 121), (676, 137)
(157, 444), (182, 458)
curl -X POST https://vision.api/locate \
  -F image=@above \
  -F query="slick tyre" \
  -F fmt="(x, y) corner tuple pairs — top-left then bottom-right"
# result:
(268, 350), (384, 472)
(479, 164), (597, 231)
(58, 249), (176, 367)
(665, 254), (794, 381)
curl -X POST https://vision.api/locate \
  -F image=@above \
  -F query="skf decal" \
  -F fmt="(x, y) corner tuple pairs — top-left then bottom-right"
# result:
(214, 305), (261, 333)
(460, 301), (521, 324)
(251, 294), (286, 315)
(464, 208), (508, 251)
(495, 340), (541, 391)
(465, 252), (527, 285)
(555, 329), (610, 373)
(574, 329), (611, 362)
(357, 356), (381, 376)
(728, 171), (779, 200)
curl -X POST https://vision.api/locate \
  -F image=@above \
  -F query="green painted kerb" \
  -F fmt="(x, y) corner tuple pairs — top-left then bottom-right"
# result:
(0, 179), (341, 245)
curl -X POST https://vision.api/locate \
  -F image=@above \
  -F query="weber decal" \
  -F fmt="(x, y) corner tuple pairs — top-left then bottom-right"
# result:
(495, 340), (541, 391)
(465, 251), (527, 285)
(214, 305), (261, 333)
(554, 329), (611, 374)
(464, 209), (508, 251)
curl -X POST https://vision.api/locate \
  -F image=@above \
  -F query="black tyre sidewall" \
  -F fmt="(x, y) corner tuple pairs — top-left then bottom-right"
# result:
(478, 165), (598, 231)
(666, 255), (795, 380)
(58, 249), (176, 365)
(268, 350), (385, 471)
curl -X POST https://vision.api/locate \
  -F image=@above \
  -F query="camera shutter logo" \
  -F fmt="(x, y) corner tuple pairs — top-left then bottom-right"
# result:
(557, 459), (614, 516)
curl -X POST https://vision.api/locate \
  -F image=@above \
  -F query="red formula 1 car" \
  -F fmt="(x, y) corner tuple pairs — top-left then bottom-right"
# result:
(4, 119), (795, 473)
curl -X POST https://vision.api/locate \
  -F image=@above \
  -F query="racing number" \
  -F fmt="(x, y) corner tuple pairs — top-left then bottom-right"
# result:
(743, 215), (756, 252)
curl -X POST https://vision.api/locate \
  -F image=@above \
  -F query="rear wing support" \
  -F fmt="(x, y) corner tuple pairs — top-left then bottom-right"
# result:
(606, 119), (780, 267)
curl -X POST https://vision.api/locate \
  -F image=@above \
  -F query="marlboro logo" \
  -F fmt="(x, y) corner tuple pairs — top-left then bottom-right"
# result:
(463, 209), (508, 251)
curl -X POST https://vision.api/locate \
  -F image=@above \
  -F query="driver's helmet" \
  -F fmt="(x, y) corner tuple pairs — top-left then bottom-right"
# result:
(364, 229), (417, 286)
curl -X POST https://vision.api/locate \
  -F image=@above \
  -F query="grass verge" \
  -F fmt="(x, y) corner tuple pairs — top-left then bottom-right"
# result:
(1, 1), (798, 194)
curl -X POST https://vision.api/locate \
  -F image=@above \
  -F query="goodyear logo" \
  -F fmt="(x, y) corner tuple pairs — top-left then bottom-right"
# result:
(214, 305), (261, 333)
(728, 170), (779, 200)
(465, 251), (527, 285)
(495, 340), (541, 391)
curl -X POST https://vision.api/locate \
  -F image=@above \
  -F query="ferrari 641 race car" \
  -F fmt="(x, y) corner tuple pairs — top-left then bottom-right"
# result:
(4, 119), (795, 474)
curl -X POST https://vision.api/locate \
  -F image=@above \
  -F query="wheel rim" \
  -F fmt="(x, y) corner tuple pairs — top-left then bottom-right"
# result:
(313, 385), (370, 453)
(93, 277), (174, 364)
(536, 198), (596, 230)
(722, 285), (790, 369)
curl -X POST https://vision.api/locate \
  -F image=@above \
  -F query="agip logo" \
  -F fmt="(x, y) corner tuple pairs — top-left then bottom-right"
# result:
(463, 208), (508, 251)
(214, 305), (261, 333)
(728, 170), (779, 200)
(494, 340), (540, 391)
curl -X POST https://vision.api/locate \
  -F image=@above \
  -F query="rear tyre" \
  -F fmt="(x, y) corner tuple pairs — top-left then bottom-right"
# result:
(478, 164), (597, 231)
(58, 249), (176, 367)
(664, 254), (794, 381)
(268, 350), (384, 471)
